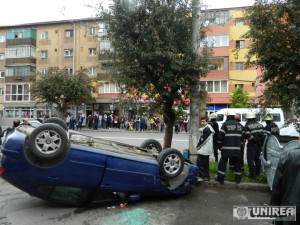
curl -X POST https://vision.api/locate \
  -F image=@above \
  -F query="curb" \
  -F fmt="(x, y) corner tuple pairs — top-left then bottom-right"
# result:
(196, 180), (270, 191)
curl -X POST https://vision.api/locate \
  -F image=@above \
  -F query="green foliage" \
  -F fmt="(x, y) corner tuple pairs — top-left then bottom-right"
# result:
(243, 0), (300, 112)
(209, 162), (267, 183)
(100, 0), (212, 126)
(230, 88), (251, 108)
(30, 67), (95, 113)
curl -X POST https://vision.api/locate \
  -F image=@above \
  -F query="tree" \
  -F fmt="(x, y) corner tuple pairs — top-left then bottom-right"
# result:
(243, 0), (300, 113)
(30, 67), (95, 115)
(100, 0), (211, 148)
(230, 88), (251, 108)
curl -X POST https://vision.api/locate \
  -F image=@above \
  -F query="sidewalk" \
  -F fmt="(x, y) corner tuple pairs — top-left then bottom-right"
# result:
(200, 179), (270, 191)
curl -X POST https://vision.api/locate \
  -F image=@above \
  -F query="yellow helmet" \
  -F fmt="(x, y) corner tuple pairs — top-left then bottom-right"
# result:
(264, 114), (273, 121)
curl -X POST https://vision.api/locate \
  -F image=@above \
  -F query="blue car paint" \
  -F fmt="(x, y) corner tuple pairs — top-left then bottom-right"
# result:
(0, 129), (199, 205)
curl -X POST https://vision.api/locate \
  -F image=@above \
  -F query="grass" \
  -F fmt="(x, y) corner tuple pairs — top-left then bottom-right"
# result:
(209, 161), (267, 184)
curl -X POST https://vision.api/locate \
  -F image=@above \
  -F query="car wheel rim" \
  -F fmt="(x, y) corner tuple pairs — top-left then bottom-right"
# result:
(35, 129), (62, 155)
(163, 153), (181, 175)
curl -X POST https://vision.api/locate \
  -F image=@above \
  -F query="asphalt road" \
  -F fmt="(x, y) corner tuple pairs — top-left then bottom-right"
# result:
(0, 178), (272, 225)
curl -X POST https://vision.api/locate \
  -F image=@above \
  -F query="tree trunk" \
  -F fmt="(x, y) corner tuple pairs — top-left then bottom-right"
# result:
(162, 100), (176, 149)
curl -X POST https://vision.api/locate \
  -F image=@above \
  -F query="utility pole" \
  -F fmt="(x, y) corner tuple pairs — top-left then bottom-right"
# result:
(189, 0), (202, 164)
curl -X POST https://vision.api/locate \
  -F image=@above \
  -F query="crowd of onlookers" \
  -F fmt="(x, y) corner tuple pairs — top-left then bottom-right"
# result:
(77, 113), (191, 133)
(83, 114), (166, 132)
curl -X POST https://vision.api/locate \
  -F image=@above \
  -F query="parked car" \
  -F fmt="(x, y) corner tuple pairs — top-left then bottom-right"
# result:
(0, 118), (198, 206)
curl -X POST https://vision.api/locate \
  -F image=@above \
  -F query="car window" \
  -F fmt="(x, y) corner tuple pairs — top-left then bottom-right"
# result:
(37, 185), (92, 204)
(216, 114), (224, 122)
(271, 113), (281, 122)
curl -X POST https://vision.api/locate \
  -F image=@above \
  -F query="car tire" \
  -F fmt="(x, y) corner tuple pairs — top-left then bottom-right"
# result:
(140, 139), (162, 153)
(157, 148), (184, 179)
(28, 123), (69, 160)
(44, 117), (68, 131)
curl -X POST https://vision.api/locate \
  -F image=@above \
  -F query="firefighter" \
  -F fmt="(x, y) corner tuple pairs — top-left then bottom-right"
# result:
(229, 115), (246, 172)
(244, 111), (265, 179)
(215, 110), (243, 184)
(263, 114), (280, 136)
(209, 113), (219, 162)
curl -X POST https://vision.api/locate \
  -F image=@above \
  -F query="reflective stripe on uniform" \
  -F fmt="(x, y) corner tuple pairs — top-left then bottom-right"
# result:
(224, 133), (242, 137)
(218, 170), (225, 175)
(222, 147), (241, 150)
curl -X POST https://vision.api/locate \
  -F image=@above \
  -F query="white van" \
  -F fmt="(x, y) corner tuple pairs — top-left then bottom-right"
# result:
(215, 108), (285, 129)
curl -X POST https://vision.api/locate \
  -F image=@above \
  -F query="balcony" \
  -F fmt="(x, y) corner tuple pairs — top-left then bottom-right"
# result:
(6, 58), (36, 65)
(5, 76), (31, 83)
(6, 38), (36, 47)
(97, 73), (113, 81)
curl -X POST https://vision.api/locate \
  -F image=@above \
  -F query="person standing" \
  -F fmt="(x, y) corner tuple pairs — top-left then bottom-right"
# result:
(197, 116), (215, 182)
(229, 115), (246, 172)
(271, 147), (300, 225)
(215, 110), (243, 184)
(263, 114), (280, 136)
(244, 111), (265, 179)
(208, 113), (219, 162)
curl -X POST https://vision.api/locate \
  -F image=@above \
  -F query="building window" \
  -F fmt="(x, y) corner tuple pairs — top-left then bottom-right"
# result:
(88, 27), (96, 35)
(89, 48), (96, 56)
(64, 49), (73, 57)
(6, 46), (36, 58)
(206, 10), (230, 25)
(0, 88), (4, 95)
(0, 35), (5, 42)
(6, 66), (35, 77)
(0, 71), (5, 78)
(235, 18), (244, 26)
(235, 62), (244, 70)
(99, 23), (107, 33)
(41, 51), (48, 59)
(41, 31), (48, 40)
(235, 84), (244, 89)
(65, 68), (73, 74)
(99, 82), (120, 94)
(41, 69), (48, 75)
(5, 84), (30, 102)
(88, 67), (96, 75)
(201, 35), (229, 47)
(0, 53), (4, 60)
(235, 40), (245, 49)
(14, 32), (23, 39)
(64, 29), (74, 38)
(201, 80), (228, 93)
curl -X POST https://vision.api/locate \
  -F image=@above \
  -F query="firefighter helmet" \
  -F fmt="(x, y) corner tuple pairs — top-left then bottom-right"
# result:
(246, 111), (256, 119)
(209, 113), (217, 119)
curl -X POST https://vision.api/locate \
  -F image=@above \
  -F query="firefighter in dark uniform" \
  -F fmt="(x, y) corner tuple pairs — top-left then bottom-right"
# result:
(244, 111), (265, 179)
(263, 114), (279, 136)
(229, 115), (246, 172)
(215, 110), (243, 184)
(209, 113), (219, 162)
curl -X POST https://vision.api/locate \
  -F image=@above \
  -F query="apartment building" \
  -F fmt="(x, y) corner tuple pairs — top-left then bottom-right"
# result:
(0, 18), (103, 126)
(202, 7), (259, 114)
(0, 6), (261, 126)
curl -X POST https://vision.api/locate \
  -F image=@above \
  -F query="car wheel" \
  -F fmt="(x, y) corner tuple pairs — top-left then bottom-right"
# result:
(44, 117), (68, 131)
(140, 139), (162, 153)
(28, 123), (69, 160)
(157, 148), (184, 179)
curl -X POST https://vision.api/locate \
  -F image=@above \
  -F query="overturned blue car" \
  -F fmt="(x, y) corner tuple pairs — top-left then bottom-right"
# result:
(0, 118), (198, 206)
